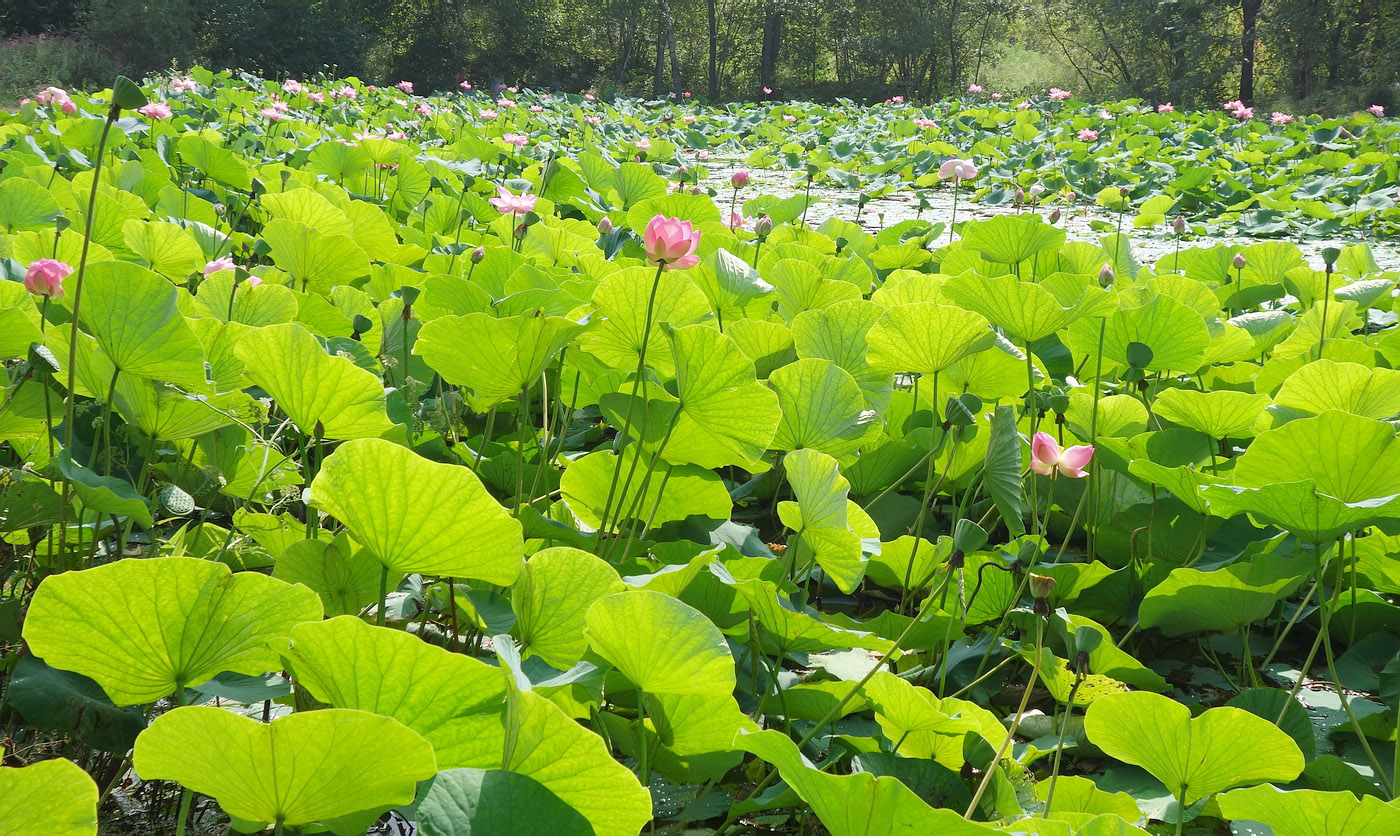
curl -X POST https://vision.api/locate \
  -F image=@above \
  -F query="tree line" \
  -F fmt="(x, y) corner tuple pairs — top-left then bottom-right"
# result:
(3, 0), (1397, 111)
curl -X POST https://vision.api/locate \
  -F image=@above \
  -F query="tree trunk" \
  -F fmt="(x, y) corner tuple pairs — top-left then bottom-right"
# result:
(947, 0), (960, 92)
(653, 6), (665, 98)
(707, 0), (718, 98)
(760, 0), (782, 92)
(663, 0), (681, 95)
(1240, 0), (1262, 104)
(616, 19), (635, 86)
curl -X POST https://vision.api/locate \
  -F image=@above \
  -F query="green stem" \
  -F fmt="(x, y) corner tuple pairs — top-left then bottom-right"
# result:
(377, 564), (389, 627)
(1173, 783), (1188, 836)
(471, 407), (497, 475)
(1086, 319), (1106, 563)
(965, 618), (1044, 818)
(1041, 672), (1084, 817)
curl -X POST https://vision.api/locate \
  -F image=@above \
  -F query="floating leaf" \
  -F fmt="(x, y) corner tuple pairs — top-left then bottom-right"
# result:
(0, 757), (98, 836)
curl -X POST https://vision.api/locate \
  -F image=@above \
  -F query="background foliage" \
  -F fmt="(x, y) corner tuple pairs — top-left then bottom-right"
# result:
(2, 0), (1399, 110)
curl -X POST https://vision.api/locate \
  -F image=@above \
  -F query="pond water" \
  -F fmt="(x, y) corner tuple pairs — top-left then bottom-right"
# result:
(696, 155), (1400, 272)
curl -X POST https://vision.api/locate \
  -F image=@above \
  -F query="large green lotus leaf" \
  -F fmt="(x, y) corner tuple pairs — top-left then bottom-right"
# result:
(0, 757), (97, 836)
(23, 557), (322, 705)
(133, 706), (435, 829)
(7, 655), (147, 754)
(640, 692), (755, 783)
(985, 404), (1027, 536)
(513, 547), (624, 669)
(113, 376), (245, 440)
(735, 729), (999, 836)
(942, 271), (1093, 344)
(792, 299), (892, 413)
(233, 323), (394, 439)
(416, 312), (587, 411)
(866, 303), (995, 376)
(659, 323), (781, 469)
(1083, 691), (1304, 805)
(1138, 553), (1309, 636)
(689, 247), (774, 321)
(122, 219), (203, 280)
(282, 616), (507, 768)
(309, 438), (523, 582)
(1066, 393), (1148, 439)
(960, 213), (1066, 265)
(189, 271), (300, 326)
(1273, 360), (1400, 420)
(769, 357), (878, 460)
(862, 671), (983, 769)
(1234, 411), (1400, 502)
(560, 447), (731, 531)
(76, 260), (207, 388)
(1201, 480), (1400, 543)
(261, 218), (371, 294)
(502, 690), (652, 836)
(1272, 300), (1358, 360)
(177, 134), (252, 189)
(1034, 775), (1142, 823)
(724, 572), (893, 653)
(415, 768), (592, 836)
(0, 284), (43, 360)
(260, 188), (355, 237)
(575, 265), (710, 377)
(1152, 388), (1270, 439)
(56, 450), (154, 528)
(725, 317), (797, 378)
(769, 258), (864, 320)
(272, 534), (382, 617)
(1217, 784), (1400, 836)
(0, 176), (61, 232)
(585, 589), (735, 697)
(777, 448), (878, 594)
(1100, 294), (1210, 373)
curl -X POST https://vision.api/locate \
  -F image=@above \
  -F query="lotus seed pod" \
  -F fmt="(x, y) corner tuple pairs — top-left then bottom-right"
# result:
(1029, 573), (1057, 600)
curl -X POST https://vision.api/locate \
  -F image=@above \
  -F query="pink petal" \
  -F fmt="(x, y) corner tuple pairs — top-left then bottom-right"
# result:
(1030, 432), (1060, 467)
(1059, 444), (1094, 471)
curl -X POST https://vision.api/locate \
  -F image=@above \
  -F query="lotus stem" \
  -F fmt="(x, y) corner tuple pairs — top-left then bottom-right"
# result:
(966, 618), (1044, 818)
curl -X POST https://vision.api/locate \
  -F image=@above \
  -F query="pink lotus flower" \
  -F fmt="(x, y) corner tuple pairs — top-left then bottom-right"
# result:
(643, 215), (701, 270)
(1368, 104), (1385, 117)
(501, 133), (528, 147)
(271, 100), (289, 112)
(584, 93), (595, 101)
(967, 84), (983, 94)
(1078, 128), (1099, 141)
(283, 79), (304, 95)
(1222, 99), (1244, 112)
(1233, 106), (1254, 120)
(938, 158), (977, 181)
(891, 95), (904, 103)
(36, 86), (71, 108)
(335, 85), (357, 99)
(171, 77), (197, 92)
(728, 211), (746, 230)
(308, 92), (325, 104)
(460, 81), (473, 90)
(1157, 102), (1174, 113)
(386, 131), (406, 140)
(24, 258), (71, 297)
(137, 102), (173, 120)
(396, 81), (414, 93)
(683, 91), (692, 98)
(991, 92), (1002, 100)
(586, 116), (601, 125)
(480, 108), (498, 119)
(1098, 109), (1112, 119)
(635, 138), (651, 151)
(682, 114), (697, 123)
(1048, 87), (1071, 101)
(1271, 111), (1293, 125)
(763, 86), (773, 95)
(783, 114), (796, 122)
(696, 149), (710, 159)
(914, 117), (937, 128)
(416, 103), (432, 116)
(507, 86), (519, 93)
(530, 105), (544, 112)
(204, 256), (236, 277)
(1016, 100), (1032, 110)
(259, 107), (282, 121)
(731, 170), (751, 188)
(497, 98), (516, 108)
(1030, 432), (1093, 479)
(489, 186), (537, 215)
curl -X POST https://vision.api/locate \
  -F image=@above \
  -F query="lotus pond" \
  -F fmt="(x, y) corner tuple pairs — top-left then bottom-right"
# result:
(1, 70), (1399, 836)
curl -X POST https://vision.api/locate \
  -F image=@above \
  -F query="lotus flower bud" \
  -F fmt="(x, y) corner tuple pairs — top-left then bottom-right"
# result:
(1233, 253), (1247, 270)
(1172, 215), (1186, 235)
(1119, 185), (1131, 197)
(470, 246), (485, 264)
(1065, 191), (1076, 202)
(753, 215), (773, 239)
(1098, 263), (1115, 287)
(730, 170), (751, 188)
(1014, 187), (1025, 204)
(1048, 208), (1061, 224)
(1028, 184), (1045, 197)
(597, 216), (614, 235)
